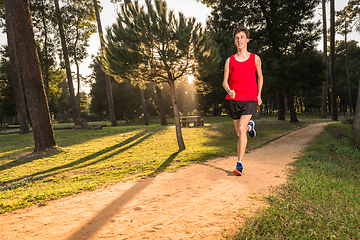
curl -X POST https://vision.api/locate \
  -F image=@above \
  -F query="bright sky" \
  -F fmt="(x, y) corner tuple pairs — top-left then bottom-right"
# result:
(0, 0), (359, 93)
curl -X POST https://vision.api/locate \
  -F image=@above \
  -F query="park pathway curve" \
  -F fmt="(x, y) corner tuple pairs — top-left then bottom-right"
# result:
(0, 122), (331, 240)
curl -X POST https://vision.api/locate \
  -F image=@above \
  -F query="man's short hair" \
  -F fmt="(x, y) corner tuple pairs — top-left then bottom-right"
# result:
(233, 26), (249, 39)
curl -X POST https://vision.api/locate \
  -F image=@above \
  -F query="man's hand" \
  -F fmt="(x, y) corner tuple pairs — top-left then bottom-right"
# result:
(228, 89), (236, 99)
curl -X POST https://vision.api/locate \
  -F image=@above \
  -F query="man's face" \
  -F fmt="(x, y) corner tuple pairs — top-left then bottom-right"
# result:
(234, 31), (249, 49)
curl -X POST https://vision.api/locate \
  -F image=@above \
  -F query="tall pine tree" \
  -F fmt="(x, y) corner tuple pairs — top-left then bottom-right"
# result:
(102, 0), (210, 150)
(10, 0), (56, 151)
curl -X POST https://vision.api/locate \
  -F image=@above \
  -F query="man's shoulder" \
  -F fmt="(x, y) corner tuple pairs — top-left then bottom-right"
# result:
(226, 55), (233, 63)
(254, 54), (261, 60)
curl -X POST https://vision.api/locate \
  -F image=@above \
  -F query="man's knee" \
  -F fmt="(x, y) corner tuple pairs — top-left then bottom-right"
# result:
(238, 124), (247, 136)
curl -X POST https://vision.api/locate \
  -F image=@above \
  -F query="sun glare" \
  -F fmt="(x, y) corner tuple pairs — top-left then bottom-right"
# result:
(187, 75), (195, 84)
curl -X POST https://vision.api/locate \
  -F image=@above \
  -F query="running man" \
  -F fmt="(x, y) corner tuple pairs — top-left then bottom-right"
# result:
(222, 26), (263, 176)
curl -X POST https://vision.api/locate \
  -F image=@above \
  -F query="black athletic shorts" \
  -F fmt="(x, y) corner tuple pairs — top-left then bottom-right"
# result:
(227, 100), (257, 120)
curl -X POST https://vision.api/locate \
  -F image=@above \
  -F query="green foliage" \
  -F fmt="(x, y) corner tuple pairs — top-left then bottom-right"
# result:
(60, 0), (97, 65)
(77, 91), (88, 112)
(0, 46), (17, 118)
(89, 60), (143, 121)
(336, 0), (360, 35)
(30, 0), (94, 116)
(0, 44), (64, 122)
(196, 0), (216, 6)
(31, 0), (62, 97)
(284, 49), (326, 111)
(56, 79), (72, 122)
(334, 40), (360, 112)
(349, 0), (360, 33)
(30, 0), (57, 50)
(234, 123), (360, 239)
(46, 67), (67, 113)
(102, 0), (210, 83)
(194, 31), (223, 116)
(84, 59), (170, 122)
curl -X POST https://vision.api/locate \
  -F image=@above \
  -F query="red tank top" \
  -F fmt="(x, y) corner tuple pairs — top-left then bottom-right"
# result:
(225, 53), (258, 102)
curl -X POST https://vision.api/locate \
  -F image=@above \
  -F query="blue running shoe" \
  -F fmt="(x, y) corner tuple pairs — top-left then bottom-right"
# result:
(233, 162), (243, 176)
(248, 120), (256, 138)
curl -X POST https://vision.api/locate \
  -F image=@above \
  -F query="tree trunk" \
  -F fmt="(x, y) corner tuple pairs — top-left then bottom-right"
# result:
(352, 78), (360, 135)
(155, 84), (167, 125)
(139, 88), (149, 125)
(330, 0), (338, 121)
(75, 26), (81, 113)
(284, 84), (299, 122)
(277, 92), (285, 120)
(321, 0), (328, 119)
(344, 33), (352, 114)
(75, 57), (81, 113)
(10, 0), (56, 151)
(41, 2), (50, 102)
(321, 80), (328, 117)
(93, 0), (117, 127)
(4, 0), (30, 135)
(212, 102), (216, 116)
(54, 0), (81, 126)
(168, 80), (185, 151)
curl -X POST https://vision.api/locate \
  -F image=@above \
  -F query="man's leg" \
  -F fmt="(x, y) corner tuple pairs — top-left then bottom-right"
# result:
(233, 114), (252, 162)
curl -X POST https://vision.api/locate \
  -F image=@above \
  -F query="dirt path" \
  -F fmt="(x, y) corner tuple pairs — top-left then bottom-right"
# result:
(0, 122), (330, 240)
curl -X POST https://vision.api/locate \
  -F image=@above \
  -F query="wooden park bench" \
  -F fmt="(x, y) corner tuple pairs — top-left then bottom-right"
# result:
(180, 119), (197, 127)
(180, 116), (204, 127)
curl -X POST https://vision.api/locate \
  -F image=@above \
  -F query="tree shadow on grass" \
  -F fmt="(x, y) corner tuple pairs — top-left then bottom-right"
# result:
(0, 130), (154, 189)
(0, 125), (165, 169)
(66, 151), (180, 240)
(55, 125), (158, 148)
(0, 148), (61, 173)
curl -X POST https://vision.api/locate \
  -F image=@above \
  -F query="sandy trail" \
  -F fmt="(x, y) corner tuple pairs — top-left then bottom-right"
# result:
(0, 122), (330, 240)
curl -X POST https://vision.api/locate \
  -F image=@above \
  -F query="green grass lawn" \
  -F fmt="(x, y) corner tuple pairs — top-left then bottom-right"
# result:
(233, 122), (360, 239)
(0, 116), (309, 213)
